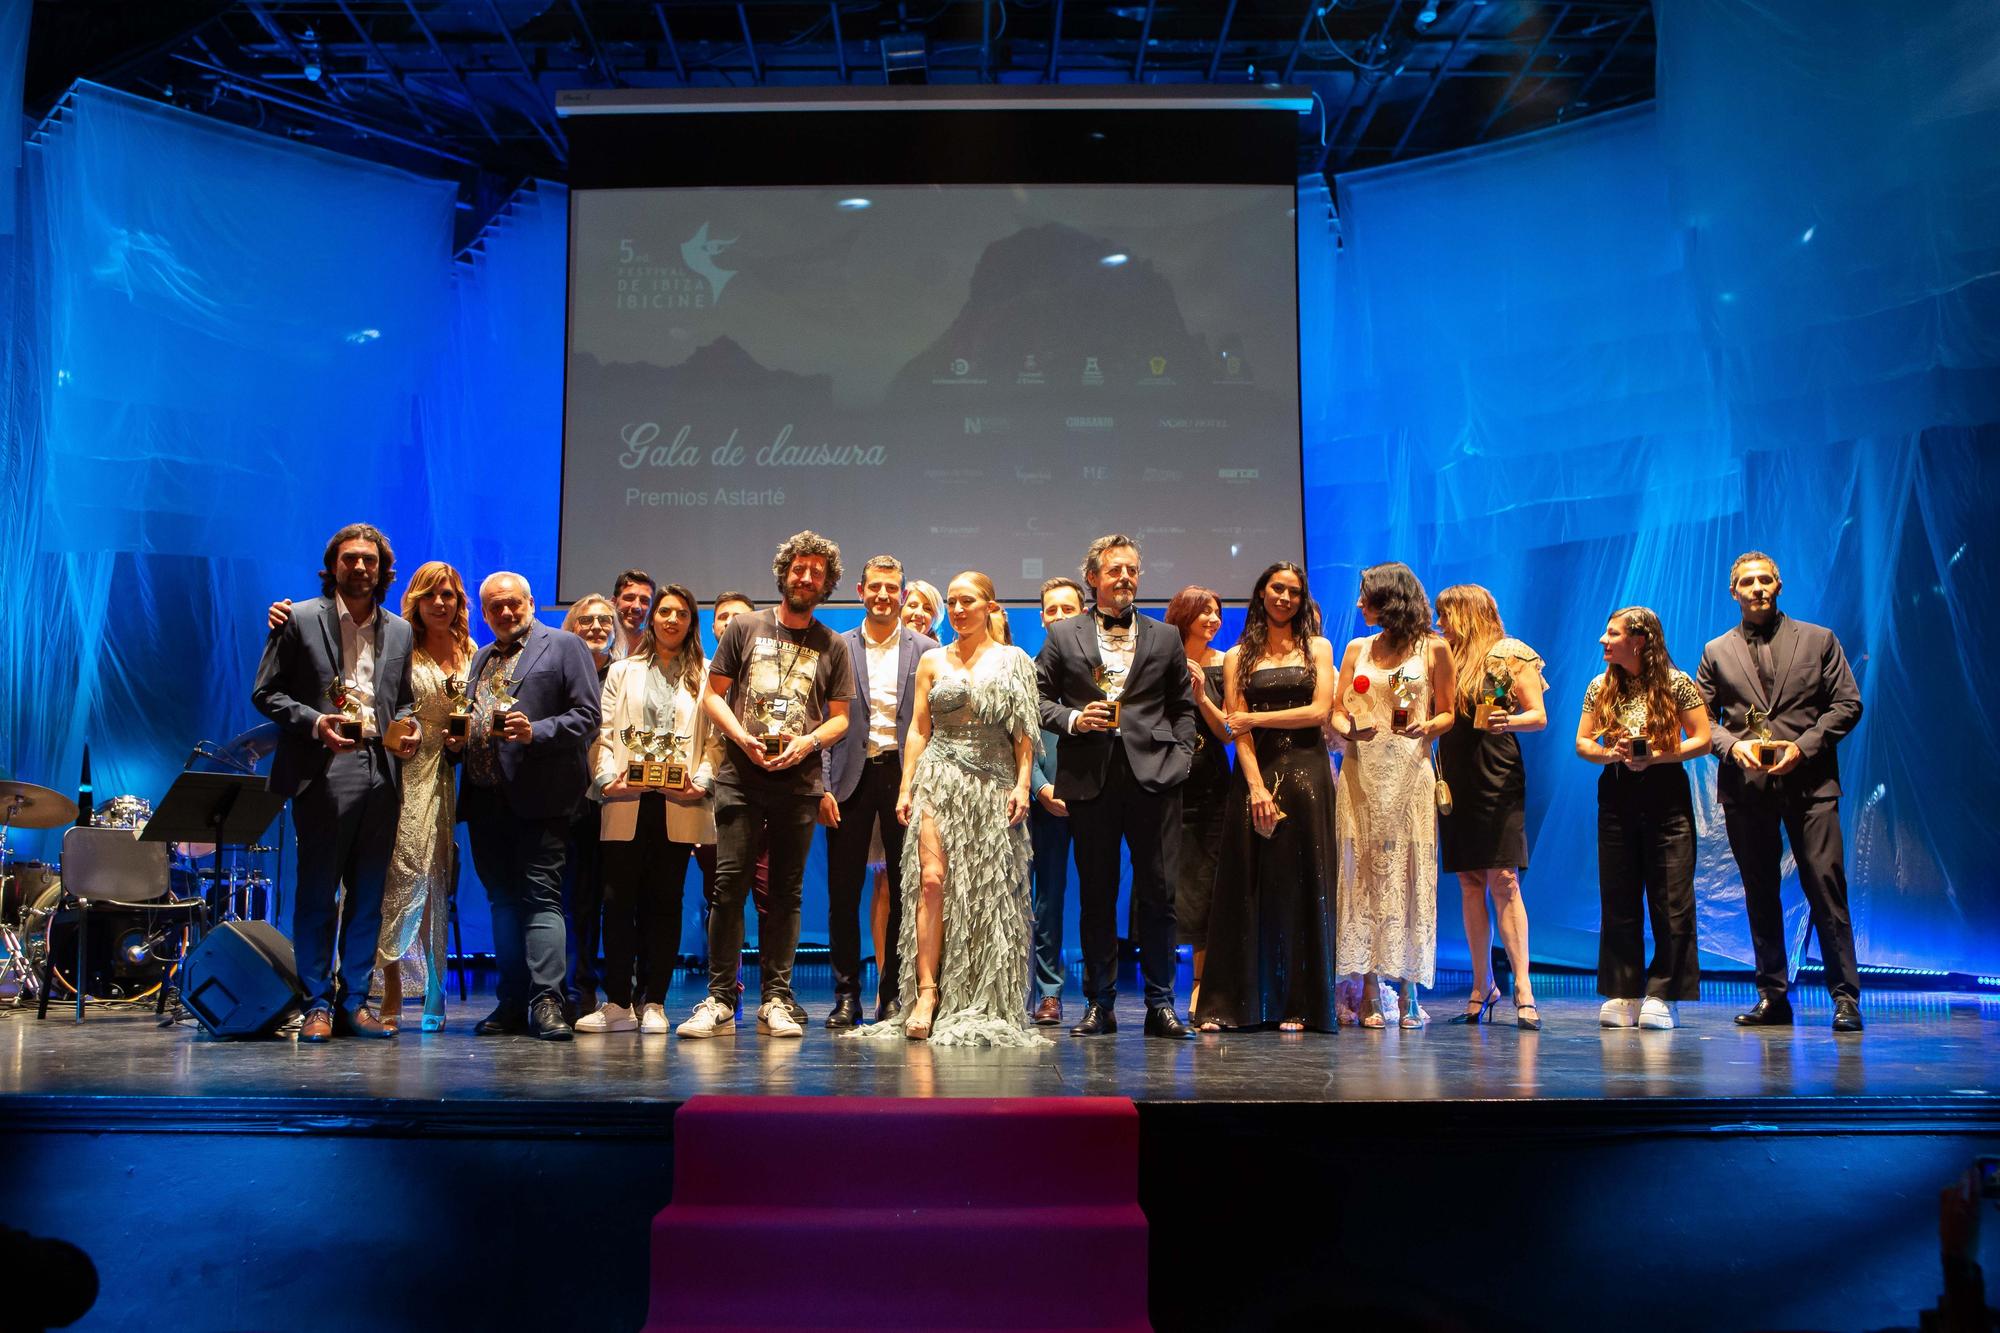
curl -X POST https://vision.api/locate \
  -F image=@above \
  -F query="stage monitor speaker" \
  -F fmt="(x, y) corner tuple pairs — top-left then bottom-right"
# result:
(180, 920), (304, 1039)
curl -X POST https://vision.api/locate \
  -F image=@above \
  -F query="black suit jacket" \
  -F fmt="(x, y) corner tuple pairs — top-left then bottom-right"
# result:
(457, 620), (602, 821)
(1036, 611), (1197, 800)
(251, 596), (415, 798)
(1696, 614), (1862, 805)
(822, 623), (938, 803)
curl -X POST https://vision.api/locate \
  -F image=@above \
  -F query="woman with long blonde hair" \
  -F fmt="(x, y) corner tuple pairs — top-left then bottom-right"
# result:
(1434, 585), (1547, 1028)
(1574, 606), (1711, 1030)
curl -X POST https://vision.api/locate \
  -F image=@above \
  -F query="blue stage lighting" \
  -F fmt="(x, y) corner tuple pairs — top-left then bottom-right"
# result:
(1099, 253), (1129, 267)
(837, 198), (872, 211)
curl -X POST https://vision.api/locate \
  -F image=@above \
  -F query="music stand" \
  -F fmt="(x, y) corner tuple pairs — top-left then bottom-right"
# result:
(140, 773), (287, 1015)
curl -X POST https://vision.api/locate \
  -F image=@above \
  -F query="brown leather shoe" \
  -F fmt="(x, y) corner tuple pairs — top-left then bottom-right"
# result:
(299, 1009), (334, 1043)
(339, 1007), (396, 1039)
(1033, 997), (1063, 1026)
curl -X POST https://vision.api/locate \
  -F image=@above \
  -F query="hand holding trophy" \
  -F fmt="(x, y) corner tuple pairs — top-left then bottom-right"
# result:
(1389, 670), (1422, 734)
(444, 676), (473, 741)
(326, 677), (364, 744)
(1474, 665), (1514, 732)
(1090, 663), (1126, 732)
(1747, 706), (1784, 768)
(754, 696), (793, 761)
(489, 667), (522, 743)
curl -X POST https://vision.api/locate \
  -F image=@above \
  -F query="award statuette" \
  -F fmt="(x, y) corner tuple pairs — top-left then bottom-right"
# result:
(660, 733), (690, 790)
(489, 665), (521, 741)
(1389, 671), (1421, 731)
(327, 678), (364, 743)
(1474, 666), (1514, 732)
(623, 727), (657, 787)
(1627, 728), (1651, 759)
(444, 676), (472, 740)
(756, 697), (792, 757)
(1091, 663), (1126, 730)
(1745, 706), (1784, 766)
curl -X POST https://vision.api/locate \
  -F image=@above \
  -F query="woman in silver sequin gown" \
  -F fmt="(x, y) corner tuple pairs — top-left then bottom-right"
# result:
(860, 572), (1049, 1048)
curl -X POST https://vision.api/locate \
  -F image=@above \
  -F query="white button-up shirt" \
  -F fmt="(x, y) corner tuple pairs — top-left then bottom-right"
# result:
(336, 602), (379, 739)
(862, 628), (901, 756)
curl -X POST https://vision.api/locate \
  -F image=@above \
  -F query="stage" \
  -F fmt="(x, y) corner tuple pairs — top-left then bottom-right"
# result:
(3, 970), (1995, 1332)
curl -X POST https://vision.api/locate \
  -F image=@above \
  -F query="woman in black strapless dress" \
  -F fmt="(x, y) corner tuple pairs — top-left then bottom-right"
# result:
(1434, 585), (1548, 1029)
(1195, 563), (1339, 1032)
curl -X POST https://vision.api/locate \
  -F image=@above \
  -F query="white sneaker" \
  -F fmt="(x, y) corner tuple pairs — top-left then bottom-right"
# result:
(640, 1003), (669, 1035)
(1638, 997), (1679, 1030)
(575, 1002), (637, 1034)
(676, 997), (736, 1039)
(1599, 997), (1641, 1028)
(757, 1000), (804, 1039)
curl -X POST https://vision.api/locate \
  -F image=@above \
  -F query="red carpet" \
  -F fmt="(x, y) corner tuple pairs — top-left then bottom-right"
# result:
(644, 1095), (1149, 1332)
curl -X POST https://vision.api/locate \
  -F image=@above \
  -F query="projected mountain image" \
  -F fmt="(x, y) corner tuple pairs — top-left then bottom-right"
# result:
(569, 335), (835, 412)
(886, 223), (1245, 402)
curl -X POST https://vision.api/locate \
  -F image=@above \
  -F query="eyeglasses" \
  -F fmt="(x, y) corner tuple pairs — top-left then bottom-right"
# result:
(574, 614), (616, 627)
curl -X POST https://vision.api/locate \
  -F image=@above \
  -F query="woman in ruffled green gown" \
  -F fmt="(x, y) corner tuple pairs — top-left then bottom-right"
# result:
(858, 571), (1050, 1048)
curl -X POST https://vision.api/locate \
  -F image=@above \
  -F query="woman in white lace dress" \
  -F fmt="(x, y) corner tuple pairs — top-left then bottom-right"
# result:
(859, 571), (1049, 1048)
(1329, 562), (1456, 1028)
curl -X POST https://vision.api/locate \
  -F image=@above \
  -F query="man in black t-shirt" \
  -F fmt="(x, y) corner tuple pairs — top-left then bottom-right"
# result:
(678, 532), (854, 1039)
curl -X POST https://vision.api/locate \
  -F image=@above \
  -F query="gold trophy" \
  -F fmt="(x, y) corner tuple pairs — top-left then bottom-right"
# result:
(1746, 707), (1783, 767)
(1474, 666), (1514, 732)
(1091, 663), (1127, 730)
(756, 697), (792, 757)
(444, 676), (472, 740)
(489, 664), (521, 741)
(660, 732), (690, 790)
(1390, 672), (1420, 731)
(623, 726), (657, 787)
(1626, 727), (1651, 759)
(327, 677), (364, 743)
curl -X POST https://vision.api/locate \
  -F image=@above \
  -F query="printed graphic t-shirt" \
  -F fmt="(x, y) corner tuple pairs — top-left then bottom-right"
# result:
(710, 607), (854, 797)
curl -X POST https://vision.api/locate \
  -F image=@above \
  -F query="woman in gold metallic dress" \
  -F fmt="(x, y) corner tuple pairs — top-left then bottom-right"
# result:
(376, 560), (474, 1032)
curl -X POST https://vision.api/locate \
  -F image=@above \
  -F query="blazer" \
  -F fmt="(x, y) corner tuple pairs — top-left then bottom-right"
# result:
(590, 655), (726, 844)
(252, 596), (415, 798)
(457, 620), (602, 822)
(1695, 614), (1862, 805)
(822, 624), (939, 803)
(1035, 610), (1198, 801)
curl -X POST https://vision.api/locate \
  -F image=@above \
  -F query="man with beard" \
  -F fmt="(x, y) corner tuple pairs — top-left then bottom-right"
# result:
(1036, 535), (1197, 1039)
(819, 554), (938, 1027)
(252, 523), (419, 1041)
(460, 572), (602, 1041)
(610, 569), (655, 660)
(679, 532), (853, 1039)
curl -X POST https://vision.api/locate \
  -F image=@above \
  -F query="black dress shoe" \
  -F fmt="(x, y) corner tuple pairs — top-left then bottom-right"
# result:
(825, 995), (862, 1029)
(1832, 999), (1864, 1033)
(474, 1005), (530, 1036)
(874, 996), (899, 1023)
(1144, 1007), (1195, 1040)
(1069, 1002), (1117, 1037)
(530, 996), (574, 1041)
(1734, 996), (1795, 1027)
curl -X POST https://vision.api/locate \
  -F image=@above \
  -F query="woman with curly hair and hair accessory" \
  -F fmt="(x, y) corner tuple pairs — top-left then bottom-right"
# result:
(1194, 563), (1339, 1032)
(1434, 584), (1548, 1029)
(1329, 562), (1456, 1029)
(1576, 606), (1711, 1031)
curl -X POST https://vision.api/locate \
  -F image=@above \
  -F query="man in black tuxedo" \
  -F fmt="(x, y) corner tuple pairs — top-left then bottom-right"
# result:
(820, 555), (938, 1027)
(459, 571), (602, 1041)
(1696, 551), (1865, 1032)
(252, 523), (417, 1041)
(1036, 534), (1197, 1039)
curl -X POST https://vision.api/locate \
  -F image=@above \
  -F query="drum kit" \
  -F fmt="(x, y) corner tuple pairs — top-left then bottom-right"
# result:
(0, 776), (277, 1008)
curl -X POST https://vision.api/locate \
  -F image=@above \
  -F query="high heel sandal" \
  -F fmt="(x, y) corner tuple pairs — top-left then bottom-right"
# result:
(1515, 998), (1542, 1031)
(906, 985), (939, 1041)
(1448, 987), (1502, 1026)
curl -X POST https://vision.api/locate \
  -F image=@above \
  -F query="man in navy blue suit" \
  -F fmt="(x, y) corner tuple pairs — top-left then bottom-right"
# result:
(252, 523), (418, 1041)
(819, 554), (938, 1027)
(458, 571), (602, 1041)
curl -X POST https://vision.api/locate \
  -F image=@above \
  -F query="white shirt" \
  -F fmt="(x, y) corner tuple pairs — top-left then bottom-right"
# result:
(336, 601), (379, 739)
(862, 627), (901, 756)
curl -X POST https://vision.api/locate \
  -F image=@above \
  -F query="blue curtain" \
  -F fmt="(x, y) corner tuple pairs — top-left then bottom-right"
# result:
(1316, 1), (2000, 975)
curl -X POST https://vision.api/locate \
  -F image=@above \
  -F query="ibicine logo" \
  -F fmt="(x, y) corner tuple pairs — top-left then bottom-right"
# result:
(680, 224), (738, 305)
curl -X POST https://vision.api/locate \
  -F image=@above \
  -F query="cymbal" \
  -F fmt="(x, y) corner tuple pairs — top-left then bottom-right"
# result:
(0, 780), (79, 829)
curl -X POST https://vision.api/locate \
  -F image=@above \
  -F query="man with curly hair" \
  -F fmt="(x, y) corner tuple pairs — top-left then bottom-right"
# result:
(680, 531), (855, 1039)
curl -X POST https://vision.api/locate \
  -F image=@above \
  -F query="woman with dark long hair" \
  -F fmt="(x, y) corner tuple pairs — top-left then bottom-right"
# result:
(1194, 563), (1339, 1032)
(1163, 585), (1231, 1012)
(1575, 606), (1710, 1030)
(1329, 562), (1456, 1028)
(582, 583), (724, 1035)
(1434, 585), (1547, 1029)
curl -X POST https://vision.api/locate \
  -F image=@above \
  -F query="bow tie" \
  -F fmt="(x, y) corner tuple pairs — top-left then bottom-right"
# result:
(1095, 608), (1134, 631)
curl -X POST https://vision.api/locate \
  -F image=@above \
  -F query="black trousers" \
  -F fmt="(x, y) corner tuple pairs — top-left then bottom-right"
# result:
(600, 794), (694, 1010)
(1595, 765), (1700, 1001)
(563, 806), (604, 1010)
(290, 745), (396, 1014)
(1723, 790), (1860, 1001)
(706, 782), (817, 1008)
(824, 753), (906, 1005)
(1069, 747), (1182, 1009)
(462, 785), (570, 1014)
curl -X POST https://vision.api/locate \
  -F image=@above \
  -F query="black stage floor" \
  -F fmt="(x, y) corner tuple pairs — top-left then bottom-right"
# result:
(5, 973), (1998, 1333)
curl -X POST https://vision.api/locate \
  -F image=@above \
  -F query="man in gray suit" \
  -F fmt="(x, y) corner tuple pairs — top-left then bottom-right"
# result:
(1696, 551), (1865, 1032)
(252, 523), (417, 1041)
(820, 554), (938, 1027)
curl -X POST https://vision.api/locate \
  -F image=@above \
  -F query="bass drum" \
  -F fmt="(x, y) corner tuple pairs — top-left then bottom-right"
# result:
(22, 885), (171, 1003)
(1, 861), (58, 926)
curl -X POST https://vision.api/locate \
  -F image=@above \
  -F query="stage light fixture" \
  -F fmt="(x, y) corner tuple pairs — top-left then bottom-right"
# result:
(1100, 253), (1129, 267)
(1416, 0), (1443, 30)
(837, 198), (872, 211)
